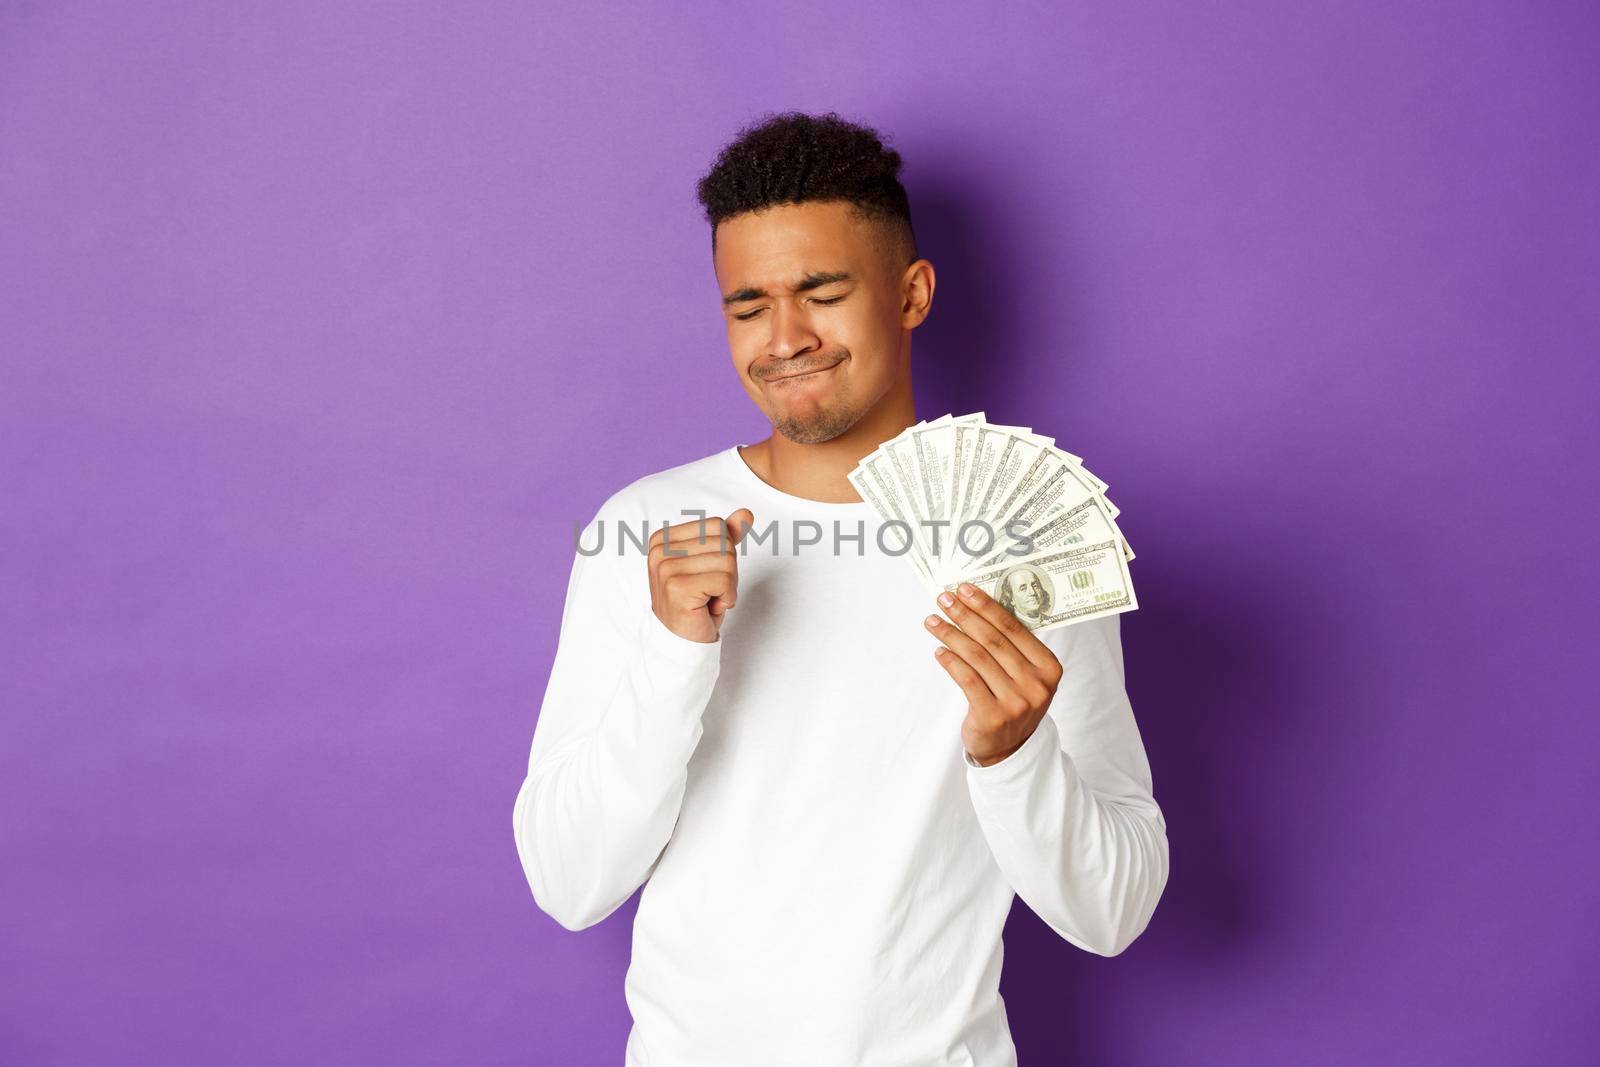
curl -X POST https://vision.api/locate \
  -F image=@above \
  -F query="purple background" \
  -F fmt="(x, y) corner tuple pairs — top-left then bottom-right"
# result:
(3, 2), (1596, 1064)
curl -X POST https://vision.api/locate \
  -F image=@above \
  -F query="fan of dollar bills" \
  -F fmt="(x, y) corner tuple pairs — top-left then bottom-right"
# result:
(847, 412), (1137, 633)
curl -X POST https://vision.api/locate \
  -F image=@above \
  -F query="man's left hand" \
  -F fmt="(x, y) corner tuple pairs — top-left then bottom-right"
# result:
(925, 582), (1064, 767)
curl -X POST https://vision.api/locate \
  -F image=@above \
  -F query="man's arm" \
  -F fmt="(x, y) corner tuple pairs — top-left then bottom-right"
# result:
(963, 613), (1168, 956)
(932, 595), (1169, 957)
(511, 510), (722, 931)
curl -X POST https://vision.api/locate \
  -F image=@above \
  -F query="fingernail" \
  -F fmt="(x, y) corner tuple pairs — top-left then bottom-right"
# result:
(937, 592), (955, 608)
(924, 614), (940, 629)
(958, 583), (978, 598)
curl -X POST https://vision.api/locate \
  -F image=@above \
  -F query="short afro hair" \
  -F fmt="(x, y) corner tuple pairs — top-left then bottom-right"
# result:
(695, 110), (918, 272)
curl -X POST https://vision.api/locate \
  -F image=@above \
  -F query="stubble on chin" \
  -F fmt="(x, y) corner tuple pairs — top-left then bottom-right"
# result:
(756, 352), (863, 445)
(771, 402), (861, 445)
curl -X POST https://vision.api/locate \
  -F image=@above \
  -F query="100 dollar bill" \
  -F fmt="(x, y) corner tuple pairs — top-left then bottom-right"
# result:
(942, 538), (1137, 633)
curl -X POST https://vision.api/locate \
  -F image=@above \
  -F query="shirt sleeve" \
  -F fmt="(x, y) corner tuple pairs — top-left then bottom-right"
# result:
(511, 507), (722, 931)
(963, 612), (1169, 956)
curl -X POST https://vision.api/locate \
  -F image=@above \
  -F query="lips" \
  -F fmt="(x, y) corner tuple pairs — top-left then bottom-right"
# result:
(763, 357), (845, 383)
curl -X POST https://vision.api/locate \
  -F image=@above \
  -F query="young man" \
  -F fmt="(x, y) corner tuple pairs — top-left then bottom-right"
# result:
(513, 111), (1168, 1067)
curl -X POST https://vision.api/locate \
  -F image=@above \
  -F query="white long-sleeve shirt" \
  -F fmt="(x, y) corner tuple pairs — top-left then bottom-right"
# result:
(512, 443), (1169, 1067)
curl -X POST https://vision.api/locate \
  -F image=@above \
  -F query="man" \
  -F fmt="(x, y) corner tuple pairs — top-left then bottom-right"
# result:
(513, 110), (1168, 1067)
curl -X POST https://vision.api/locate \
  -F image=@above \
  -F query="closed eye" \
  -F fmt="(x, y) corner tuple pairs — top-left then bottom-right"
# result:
(733, 295), (846, 322)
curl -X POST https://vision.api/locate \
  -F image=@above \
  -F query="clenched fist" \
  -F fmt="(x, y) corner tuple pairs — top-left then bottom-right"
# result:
(647, 508), (755, 643)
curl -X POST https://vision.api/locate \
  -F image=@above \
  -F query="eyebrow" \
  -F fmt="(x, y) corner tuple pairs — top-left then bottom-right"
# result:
(722, 270), (854, 308)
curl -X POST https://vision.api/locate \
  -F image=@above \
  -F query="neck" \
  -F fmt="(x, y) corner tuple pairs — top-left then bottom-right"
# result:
(740, 374), (918, 504)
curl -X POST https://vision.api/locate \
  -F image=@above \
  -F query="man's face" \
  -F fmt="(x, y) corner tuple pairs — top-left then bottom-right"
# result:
(1006, 571), (1045, 617)
(714, 200), (911, 445)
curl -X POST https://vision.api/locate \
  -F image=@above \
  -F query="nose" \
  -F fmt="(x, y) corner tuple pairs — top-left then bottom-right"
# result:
(765, 298), (822, 363)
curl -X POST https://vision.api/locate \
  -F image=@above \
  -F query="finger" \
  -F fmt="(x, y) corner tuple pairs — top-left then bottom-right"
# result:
(656, 551), (737, 578)
(931, 643), (996, 710)
(725, 508), (755, 547)
(924, 612), (1015, 702)
(952, 582), (1058, 674)
(650, 517), (739, 560)
(934, 590), (1036, 682)
(660, 555), (738, 607)
(708, 560), (739, 612)
(665, 568), (736, 611)
(652, 523), (729, 555)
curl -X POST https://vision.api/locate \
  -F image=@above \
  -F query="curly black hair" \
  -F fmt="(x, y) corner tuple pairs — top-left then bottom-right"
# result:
(694, 110), (918, 272)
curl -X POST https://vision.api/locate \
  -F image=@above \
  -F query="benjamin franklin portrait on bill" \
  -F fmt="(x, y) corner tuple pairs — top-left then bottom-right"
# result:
(996, 563), (1053, 625)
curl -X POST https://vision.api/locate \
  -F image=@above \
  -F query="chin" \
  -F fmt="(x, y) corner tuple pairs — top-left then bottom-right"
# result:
(773, 406), (860, 445)
(775, 424), (845, 445)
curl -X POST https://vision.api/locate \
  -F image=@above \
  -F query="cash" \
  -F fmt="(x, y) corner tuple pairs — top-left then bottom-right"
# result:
(848, 413), (1138, 633)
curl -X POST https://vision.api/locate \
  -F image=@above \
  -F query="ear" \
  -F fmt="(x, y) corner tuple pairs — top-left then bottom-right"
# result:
(900, 257), (935, 328)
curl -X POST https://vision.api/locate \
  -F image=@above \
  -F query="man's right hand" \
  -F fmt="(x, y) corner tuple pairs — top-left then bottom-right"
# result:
(647, 508), (755, 643)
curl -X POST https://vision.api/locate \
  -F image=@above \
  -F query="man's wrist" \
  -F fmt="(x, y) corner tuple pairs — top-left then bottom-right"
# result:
(966, 738), (1025, 767)
(640, 608), (723, 665)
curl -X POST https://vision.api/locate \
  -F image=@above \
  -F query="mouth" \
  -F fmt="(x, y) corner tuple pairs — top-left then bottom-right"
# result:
(763, 357), (846, 385)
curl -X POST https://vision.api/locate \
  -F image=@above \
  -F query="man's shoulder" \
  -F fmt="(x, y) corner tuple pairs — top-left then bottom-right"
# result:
(587, 445), (737, 528)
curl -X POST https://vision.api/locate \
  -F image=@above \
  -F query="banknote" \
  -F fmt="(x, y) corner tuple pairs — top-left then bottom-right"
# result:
(968, 492), (1127, 574)
(854, 439), (936, 583)
(847, 459), (936, 592)
(941, 538), (1137, 633)
(849, 413), (1139, 629)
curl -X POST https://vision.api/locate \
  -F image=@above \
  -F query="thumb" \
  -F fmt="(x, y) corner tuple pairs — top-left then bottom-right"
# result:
(725, 507), (755, 547)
